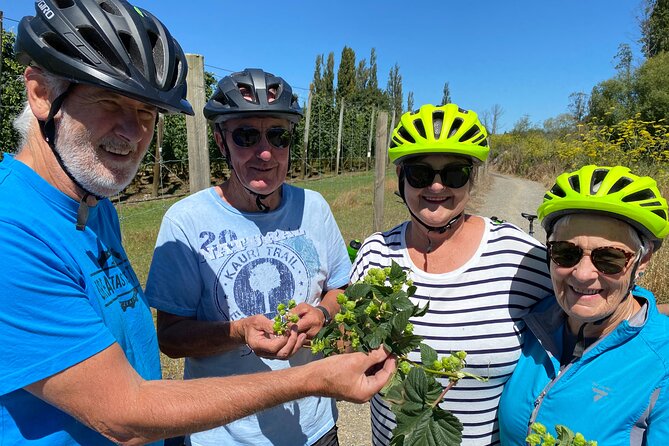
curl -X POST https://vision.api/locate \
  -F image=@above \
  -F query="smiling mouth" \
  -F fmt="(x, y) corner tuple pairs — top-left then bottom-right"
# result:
(422, 196), (450, 203)
(102, 144), (134, 156)
(571, 286), (603, 296)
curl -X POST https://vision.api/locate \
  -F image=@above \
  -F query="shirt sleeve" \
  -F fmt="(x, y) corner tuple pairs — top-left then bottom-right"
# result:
(145, 214), (203, 317)
(0, 223), (115, 395)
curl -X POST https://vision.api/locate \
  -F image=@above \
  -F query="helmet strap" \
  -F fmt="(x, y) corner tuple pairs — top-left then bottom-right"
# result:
(218, 126), (283, 213)
(37, 84), (101, 231)
(561, 249), (644, 360)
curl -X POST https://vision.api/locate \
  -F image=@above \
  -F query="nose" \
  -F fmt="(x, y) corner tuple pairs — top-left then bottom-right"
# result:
(255, 135), (273, 161)
(570, 254), (600, 281)
(115, 108), (148, 144)
(428, 173), (446, 191)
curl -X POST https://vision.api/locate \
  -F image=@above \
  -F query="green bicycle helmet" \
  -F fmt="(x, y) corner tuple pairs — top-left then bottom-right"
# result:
(388, 103), (489, 164)
(538, 165), (669, 250)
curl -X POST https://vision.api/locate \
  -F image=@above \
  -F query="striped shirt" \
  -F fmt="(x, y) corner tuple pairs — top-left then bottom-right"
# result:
(350, 218), (553, 446)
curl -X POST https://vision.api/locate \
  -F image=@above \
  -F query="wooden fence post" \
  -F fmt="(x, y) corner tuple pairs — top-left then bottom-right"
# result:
(185, 53), (210, 193)
(335, 99), (345, 175)
(366, 107), (375, 171)
(301, 87), (313, 180)
(152, 114), (164, 197)
(373, 111), (388, 232)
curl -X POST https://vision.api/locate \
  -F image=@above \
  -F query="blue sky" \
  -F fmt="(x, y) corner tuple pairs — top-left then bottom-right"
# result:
(2, 0), (644, 132)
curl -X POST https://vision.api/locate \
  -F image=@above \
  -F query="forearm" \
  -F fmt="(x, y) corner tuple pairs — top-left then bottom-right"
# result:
(29, 343), (394, 446)
(157, 313), (245, 358)
(118, 365), (321, 445)
(319, 288), (343, 319)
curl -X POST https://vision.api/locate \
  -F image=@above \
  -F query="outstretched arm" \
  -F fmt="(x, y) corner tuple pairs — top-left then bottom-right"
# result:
(27, 343), (395, 445)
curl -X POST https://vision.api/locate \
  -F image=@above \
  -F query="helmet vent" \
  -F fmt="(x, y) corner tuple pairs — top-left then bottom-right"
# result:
(609, 176), (633, 194)
(147, 31), (165, 85)
(79, 26), (124, 71)
(459, 126), (480, 142)
(398, 127), (415, 143)
(98, 1), (121, 15)
(549, 185), (566, 198)
(567, 175), (580, 193)
(433, 111), (444, 139)
(623, 189), (656, 203)
(448, 118), (463, 137)
(53, 0), (75, 8)
(478, 137), (488, 147)
(118, 32), (143, 76)
(165, 56), (181, 90)
(590, 169), (609, 193)
(42, 32), (79, 60)
(413, 119), (426, 138)
(238, 83), (257, 103)
(458, 107), (468, 114)
(471, 133), (486, 144)
(389, 139), (398, 149)
(653, 209), (668, 220)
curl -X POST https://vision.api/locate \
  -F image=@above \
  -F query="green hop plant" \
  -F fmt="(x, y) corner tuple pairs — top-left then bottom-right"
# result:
(312, 261), (486, 446)
(527, 422), (597, 446)
(272, 299), (298, 335)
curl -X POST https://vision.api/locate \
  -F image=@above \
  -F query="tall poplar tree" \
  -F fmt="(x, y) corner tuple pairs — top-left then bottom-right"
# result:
(336, 46), (356, 106)
(641, 0), (669, 58)
(386, 63), (403, 121)
(441, 82), (451, 105)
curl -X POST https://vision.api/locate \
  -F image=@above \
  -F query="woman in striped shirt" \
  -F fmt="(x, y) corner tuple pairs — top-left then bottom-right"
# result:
(351, 103), (553, 445)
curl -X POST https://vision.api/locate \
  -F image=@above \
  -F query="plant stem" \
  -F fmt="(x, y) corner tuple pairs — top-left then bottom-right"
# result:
(430, 380), (456, 409)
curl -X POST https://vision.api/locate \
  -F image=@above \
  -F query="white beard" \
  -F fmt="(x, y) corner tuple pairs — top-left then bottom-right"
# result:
(54, 110), (142, 197)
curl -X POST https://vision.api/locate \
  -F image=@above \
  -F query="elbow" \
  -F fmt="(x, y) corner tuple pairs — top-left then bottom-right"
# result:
(90, 419), (155, 446)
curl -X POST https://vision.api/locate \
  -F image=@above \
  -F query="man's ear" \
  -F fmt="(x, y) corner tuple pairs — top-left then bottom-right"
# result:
(214, 128), (226, 152)
(24, 66), (55, 121)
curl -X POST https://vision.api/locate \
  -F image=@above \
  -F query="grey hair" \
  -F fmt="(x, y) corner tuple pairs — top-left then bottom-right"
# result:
(549, 214), (649, 254)
(13, 69), (70, 150)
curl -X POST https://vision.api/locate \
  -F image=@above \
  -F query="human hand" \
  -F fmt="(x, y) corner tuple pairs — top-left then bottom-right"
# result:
(314, 347), (396, 403)
(241, 314), (305, 360)
(292, 302), (327, 339)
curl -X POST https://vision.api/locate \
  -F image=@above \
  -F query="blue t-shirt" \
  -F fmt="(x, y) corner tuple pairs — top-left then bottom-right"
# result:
(145, 185), (351, 446)
(0, 154), (162, 445)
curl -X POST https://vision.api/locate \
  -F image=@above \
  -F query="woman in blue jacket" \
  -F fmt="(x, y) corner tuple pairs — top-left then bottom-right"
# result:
(499, 165), (669, 445)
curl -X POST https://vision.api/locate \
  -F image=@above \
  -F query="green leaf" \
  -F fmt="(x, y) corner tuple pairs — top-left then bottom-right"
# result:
(392, 310), (412, 334)
(393, 407), (463, 446)
(420, 343), (438, 368)
(406, 285), (417, 297)
(413, 302), (430, 318)
(345, 282), (372, 299)
(388, 261), (405, 281)
(388, 369), (462, 446)
(393, 295), (417, 312)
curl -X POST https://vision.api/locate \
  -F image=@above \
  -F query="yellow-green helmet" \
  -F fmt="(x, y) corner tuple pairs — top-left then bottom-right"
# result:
(538, 165), (669, 249)
(388, 103), (489, 164)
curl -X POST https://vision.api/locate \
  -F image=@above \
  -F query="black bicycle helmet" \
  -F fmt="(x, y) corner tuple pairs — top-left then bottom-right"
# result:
(204, 68), (302, 123)
(15, 0), (193, 115)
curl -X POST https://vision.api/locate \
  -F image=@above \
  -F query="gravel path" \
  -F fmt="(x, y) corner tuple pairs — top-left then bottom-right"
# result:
(335, 170), (549, 445)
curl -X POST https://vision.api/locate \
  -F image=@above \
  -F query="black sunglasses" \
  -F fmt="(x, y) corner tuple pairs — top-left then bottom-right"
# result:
(229, 126), (293, 149)
(403, 164), (472, 189)
(547, 241), (636, 275)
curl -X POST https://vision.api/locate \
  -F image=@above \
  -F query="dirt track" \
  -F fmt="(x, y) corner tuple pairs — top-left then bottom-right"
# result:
(335, 170), (549, 445)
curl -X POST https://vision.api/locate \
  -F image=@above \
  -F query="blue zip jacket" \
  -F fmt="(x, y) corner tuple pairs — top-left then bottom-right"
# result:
(499, 286), (669, 445)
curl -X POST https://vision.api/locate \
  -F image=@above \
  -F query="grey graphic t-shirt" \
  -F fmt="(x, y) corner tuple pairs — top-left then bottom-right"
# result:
(145, 184), (350, 445)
